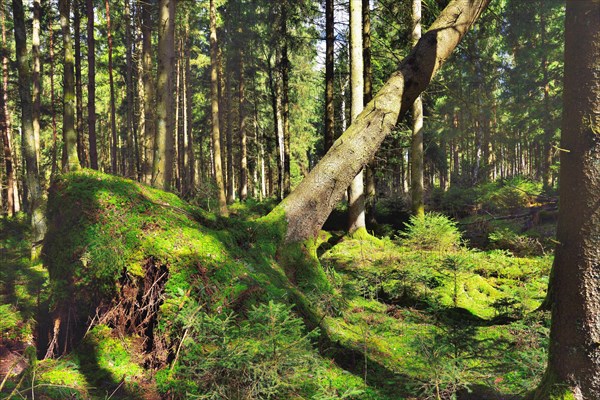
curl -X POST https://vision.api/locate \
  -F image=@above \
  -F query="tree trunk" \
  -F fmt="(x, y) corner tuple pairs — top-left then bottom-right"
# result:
(32, 0), (41, 168)
(534, 2), (600, 398)
(140, 0), (154, 183)
(12, 0), (47, 257)
(209, 0), (228, 216)
(225, 72), (235, 203)
(60, 0), (80, 172)
(324, 0), (334, 153)
(410, 0), (424, 218)
(184, 38), (194, 193)
(281, 4), (291, 197)
(105, 0), (117, 174)
(0, 1), (16, 215)
(347, 0), (365, 234)
(152, 0), (176, 190)
(74, 0), (86, 167)
(125, 0), (134, 177)
(540, 9), (553, 193)
(238, 48), (248, 201)
(49, 9), (59, 176)
(275, 0), (491, 244)
(87, 0), (97, 170)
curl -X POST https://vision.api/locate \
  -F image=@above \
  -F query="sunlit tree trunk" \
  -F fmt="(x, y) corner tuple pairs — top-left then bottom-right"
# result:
(275, 0), (491, 244)
(49, 9), (59, 176)
(32, 0), (41, 168)
(238, 47), (248, 201)
(348, 0), (366, 234)
(410, 0), (424, 218)
(60, 0), (80, 172)
(140, 0), (154, 183)
(324, 0), (334, 153)
(124, 0), (134, 177)
(105, 0), (117, 174)
(74, 0), (86, 167)
(152, 0), (176, 190)
(12, 0), (47, 258)
(210, 0), (228, 216)
(281, 3), (291, 197)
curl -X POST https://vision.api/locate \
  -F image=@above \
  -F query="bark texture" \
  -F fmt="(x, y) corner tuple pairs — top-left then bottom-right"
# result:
(152, 0), (176, 190)
(535, 1), (600, 398)
(278, 0), (491, 243)
(410, 0), (425, 218)
(210, 0), (228, 216)
(60, 0), (79, 172)
(87, 0), (97, 170)
(348, 0), (366, 233)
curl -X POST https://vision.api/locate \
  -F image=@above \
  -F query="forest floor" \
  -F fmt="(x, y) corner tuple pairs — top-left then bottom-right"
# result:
(0, 170), (555, 399)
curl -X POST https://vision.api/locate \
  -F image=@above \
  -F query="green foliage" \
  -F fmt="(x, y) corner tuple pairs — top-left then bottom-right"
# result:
(158, 301), (358, 399)
(399, 213), (462, 252)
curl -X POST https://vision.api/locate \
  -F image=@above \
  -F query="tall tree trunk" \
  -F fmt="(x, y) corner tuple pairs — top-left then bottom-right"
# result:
(184, 35), (194, 193)
(225, 73), (235, 203)
(363, 0), (376, 225)
(238, 48), (248, 201)
(0, 1), (16, 215)
(87, 0), (97, 170)
(152, 0), (176, 189)
(140, 0), (154, 183)
(534, 2), (600, 398)
(209, 0), (228, 216)
(348, 0), (366, 234)
(60, 0), (80, 172)
(281, 4), (291, 197)
(105, 0), (117, 174)
(32, 0), (41, 168)
(12, 0), (47, 257)
(275, 0), (491, 244)
(410, 0), (424, 218)
(74, 0), (86, 167)
(125, 0), (134, 177)
(49, 10), (59, 176)
(268, 55), (285, 201)
(540, 9), (553, 193)
(324, 0), (334, 153)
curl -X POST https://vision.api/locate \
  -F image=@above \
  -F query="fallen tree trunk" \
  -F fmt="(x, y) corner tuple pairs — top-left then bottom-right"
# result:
(274, 0), (491, 244)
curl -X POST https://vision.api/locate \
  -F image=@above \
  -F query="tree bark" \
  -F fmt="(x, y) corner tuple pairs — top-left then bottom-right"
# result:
(324, 0), (334, 153)
(276, 0), (491, 244)
(60, 0), (80, 172)
(238, 46), (248, 201)
(32, 0), (41, 168)
(74, 0), (86, 167)
(49, 9), (59, 176)
(281, 4), (291, 197)
(125, 0), (134, 177)
(347, 0), (366, 234)
(105, 0), (117, 174)
(12, 0), (47, 256)
(410, 0), (424, 218)
(0, 1), (16, 215)
(534, 1), (600, 398)
(140, 0), (154, 183)
(152, 0), (176, 190)
(210, 0), (228, 216)
(87, 0), (97, 170)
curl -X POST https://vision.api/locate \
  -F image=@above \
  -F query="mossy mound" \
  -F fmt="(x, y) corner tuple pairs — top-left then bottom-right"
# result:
(30, 170), (392, 399)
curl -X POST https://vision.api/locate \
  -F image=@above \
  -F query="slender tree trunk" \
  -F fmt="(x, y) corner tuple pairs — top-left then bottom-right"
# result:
(540, 9), (553, 193)
(225, 73), (235, 203)
(238, 48), (248, 201)
(12, 0), (47, 257)
(49, 10), (58, 176)
(184, 36), (194, 193)
(175, 41), (183, 192)
(60, 0), (80, 172)
(140, 0), (154, 183)
(152, 0), (176, 189)
(87, 0), (97, 170)
(74, 0), (86, 167)
(125, 0), (134, 177)
(534, 2), (600, 398)
(32, 0), (41, 168)
(105, 0), (117, 174)
(363, 0), (376, 225)
(281, 4), (291, 197)
(410, 0), (424, 218)
(348, 0), (366, 234)
(275, 0), (491, 244)
(209, 0), (228, 216)
(324, 0), (334, 153)
(0, 2), (16, 215)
